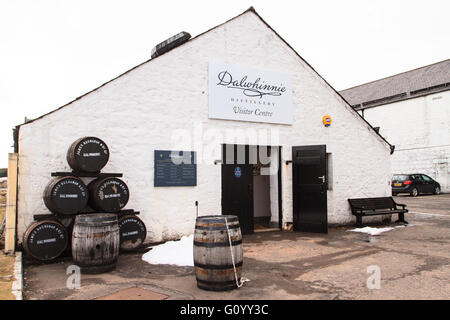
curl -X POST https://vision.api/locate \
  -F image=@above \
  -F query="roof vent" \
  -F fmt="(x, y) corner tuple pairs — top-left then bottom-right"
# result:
(151, 31), (191, 59)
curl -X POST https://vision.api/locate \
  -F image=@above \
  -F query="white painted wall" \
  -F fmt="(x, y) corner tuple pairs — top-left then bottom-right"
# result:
(16, 11), (392, 243)
(362, 90), (450, 192)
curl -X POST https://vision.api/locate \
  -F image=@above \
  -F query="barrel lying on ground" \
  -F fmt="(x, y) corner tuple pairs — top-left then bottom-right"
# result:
(43, 176), (88, 215)
(72, 214), (119, 274)
(118, 215), (147, 251)
(193, 215), (243, 291)
(23, 220), (69, 261)
(88, 177), (129, 212)
(67, 137), (109, 173)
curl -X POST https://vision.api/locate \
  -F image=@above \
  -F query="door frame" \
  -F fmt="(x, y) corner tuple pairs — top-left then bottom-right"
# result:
(221, 144), (283, 232)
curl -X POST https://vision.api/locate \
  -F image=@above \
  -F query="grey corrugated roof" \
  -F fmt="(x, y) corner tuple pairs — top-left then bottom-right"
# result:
(340, 59), (450, 109)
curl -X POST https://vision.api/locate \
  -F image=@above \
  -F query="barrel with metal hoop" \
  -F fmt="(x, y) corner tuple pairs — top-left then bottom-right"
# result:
(193, 215), (243, 291)
(118, 215), (147, 251)
(87, 177), (129, 212)
(43, 176), (88, 215)
(71, 213), (119, 274)
(67, 136), (109, 173)
(23, 220), (69, 261)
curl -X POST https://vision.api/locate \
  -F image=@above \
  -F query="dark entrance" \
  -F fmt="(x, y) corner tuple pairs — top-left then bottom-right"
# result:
(292, 145), (328, 233)
(221, 145), (254, 234)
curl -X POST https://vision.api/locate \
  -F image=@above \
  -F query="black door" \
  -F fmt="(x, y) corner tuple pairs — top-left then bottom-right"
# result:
(292, 145), (328, 233)
(222, 144), (254, 235)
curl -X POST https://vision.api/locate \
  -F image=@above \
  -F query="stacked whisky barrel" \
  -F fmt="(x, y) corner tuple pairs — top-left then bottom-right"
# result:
(23, 137), (146, 269)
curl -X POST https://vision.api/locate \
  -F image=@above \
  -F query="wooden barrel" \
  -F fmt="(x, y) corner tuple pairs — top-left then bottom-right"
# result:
(43, 176), (88, 215)
(88, 177), (129, 212)
(193, 215), (243, 291)
(118, 215), (147, 251)
(72, 214), (119, 274)
(23, 220), (68, 261)
(67, 137), (109, 173)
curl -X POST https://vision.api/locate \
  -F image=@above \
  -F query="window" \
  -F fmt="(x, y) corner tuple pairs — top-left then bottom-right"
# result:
(421, 175), (433, 182)
(393, 175), (408, 181)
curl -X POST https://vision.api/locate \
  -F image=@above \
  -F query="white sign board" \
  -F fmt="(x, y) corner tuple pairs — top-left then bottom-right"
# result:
(208, 62), (293, 125)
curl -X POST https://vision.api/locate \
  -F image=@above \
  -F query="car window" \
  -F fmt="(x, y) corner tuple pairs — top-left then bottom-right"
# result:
(393, 175), (408, 181)
(422, 175), (432, 182)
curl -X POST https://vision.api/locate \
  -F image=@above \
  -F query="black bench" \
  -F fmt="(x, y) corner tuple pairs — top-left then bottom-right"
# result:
(348, 197), (408, 227)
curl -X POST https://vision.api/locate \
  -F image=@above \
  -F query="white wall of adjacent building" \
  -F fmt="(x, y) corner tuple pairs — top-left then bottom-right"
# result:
(360, 90), (450, 192)
(16, 11), (392, 244)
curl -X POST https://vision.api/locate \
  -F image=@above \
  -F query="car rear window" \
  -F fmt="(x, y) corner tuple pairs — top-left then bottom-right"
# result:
(393, 175), (409, 181)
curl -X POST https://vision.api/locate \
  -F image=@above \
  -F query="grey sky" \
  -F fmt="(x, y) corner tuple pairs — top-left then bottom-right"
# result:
(1, 0), (449, 167)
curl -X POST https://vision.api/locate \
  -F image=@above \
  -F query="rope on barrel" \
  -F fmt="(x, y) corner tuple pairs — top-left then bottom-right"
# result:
(224, 217), (250, 288)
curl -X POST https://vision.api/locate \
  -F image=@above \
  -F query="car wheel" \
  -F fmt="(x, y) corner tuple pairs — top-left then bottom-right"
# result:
(434, 186), (441, 195)
(410, 187), (419, 197)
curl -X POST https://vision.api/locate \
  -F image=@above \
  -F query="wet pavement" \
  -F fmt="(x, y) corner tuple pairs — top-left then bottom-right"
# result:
(23, 194), (450, 300)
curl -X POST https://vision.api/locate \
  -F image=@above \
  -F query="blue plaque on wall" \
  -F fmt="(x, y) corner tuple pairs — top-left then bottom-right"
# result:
(154, 150), (197, 187)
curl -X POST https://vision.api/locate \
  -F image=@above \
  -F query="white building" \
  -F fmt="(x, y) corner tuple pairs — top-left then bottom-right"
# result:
(340, 59), (450, 193)
(14, 8), (392, 245)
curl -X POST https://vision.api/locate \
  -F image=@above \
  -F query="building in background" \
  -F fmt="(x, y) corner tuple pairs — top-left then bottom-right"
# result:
(340, 59), (450, 193)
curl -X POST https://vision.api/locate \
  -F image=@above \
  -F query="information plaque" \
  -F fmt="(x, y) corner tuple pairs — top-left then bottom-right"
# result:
(154, 150), (197, 187)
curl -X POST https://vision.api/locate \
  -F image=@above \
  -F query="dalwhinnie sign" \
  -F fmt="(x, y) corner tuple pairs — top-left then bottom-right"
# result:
(216, 70), (286, 98)
(209, 62), (293, 125)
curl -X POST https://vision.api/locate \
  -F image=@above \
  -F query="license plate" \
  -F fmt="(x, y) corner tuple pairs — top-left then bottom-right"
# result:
(394, 183), (402, 187)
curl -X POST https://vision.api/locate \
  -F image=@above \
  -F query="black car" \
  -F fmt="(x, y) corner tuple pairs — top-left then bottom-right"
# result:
(392, 174), (441, 197)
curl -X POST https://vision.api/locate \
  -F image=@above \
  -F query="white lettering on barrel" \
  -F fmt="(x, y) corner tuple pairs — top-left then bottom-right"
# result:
(122, 231), (139, 237)
(37, 238), (57, 245)
(59, 194), (78, 198)
(104, 194), (121, 199)
(82, 152), (101, 157)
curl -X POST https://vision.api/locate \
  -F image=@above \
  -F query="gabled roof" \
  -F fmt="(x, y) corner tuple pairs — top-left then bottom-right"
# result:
(15, 7), (393, 153)
(17, 7), (258, 128)
(340, 59), (450, 109)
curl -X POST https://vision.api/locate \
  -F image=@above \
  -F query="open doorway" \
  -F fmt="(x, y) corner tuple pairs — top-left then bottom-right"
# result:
(222, 144), (281, 234)
(253, 146), (280, 232)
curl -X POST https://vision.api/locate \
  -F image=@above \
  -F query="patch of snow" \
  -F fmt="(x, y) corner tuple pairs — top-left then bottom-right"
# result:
(348, 224), (415, 236)
(142, 235), (194, 266)
(349, 226), (395, 236)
